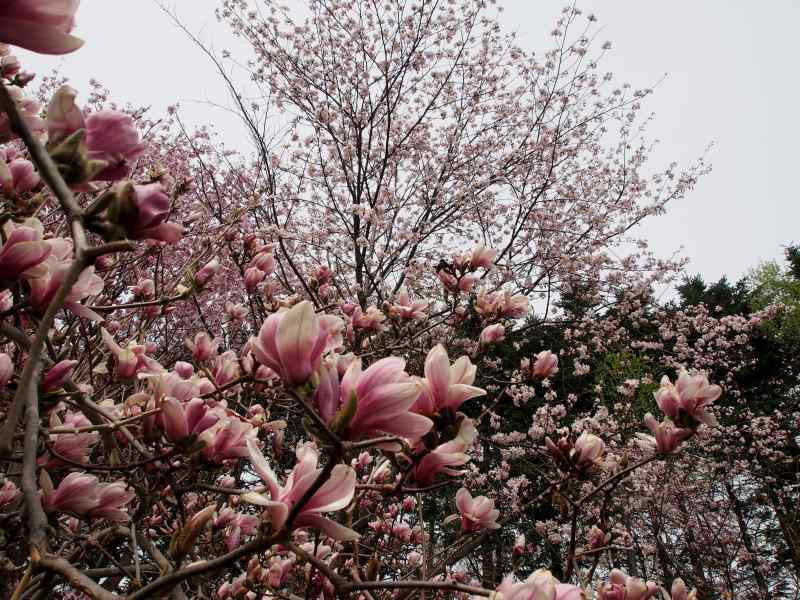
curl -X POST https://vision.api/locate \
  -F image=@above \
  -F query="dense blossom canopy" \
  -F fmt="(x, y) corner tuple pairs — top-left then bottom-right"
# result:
(0, 1), (795, 600)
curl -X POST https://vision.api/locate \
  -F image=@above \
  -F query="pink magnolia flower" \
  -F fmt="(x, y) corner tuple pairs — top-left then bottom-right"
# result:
(244, 266), (266, 291)
(101, 329), (162, 379)
(0, 0), (83, 55)
(46, 86), (144, 181)
(315, 356), (432, 443)
(27, 239), (104, 320)
(654, 370), (721, 427)
(441, 270), (478, 293)
(186, 332), (219, 363)
(42, 359), (77, 391)
(389, 287), (428, 320)
(479, 323), (506, 346)
(351, 305), (387, 332)
(448, 487), (500, 532)
(0, 218), (51, 282)
(0, 157), (40, 196)
(413, 417), (476, 484)
(214, 507), (260, 551)
(197, 416), (256, 462)
(251, 250), (276, 275)
(41, 470), (100, 514)
(161, 397), (222, 443)
(195, 257), (220, 286)
(119, 182), (184, 243)
(636, 413), (693, 454)
(527, 350), (559, 379)
(670, 579), (698, 600)
(475, 289), (529, 319)
(0, 352), (13, 388)
(212, 350), (240, 387)
(243, 439), (359, 540)
(85, 110), (145, 180)
(598, 569), (658, 600)
(90, 481), (136, 522)
(174, 361), (194, 379)
(39, 470), (132, 521)
(39, 408), (97, 466)
(0, 479), (19, 509)
(495, 569), (558, 600)
(251, 301), (343, 387)
(470, 242), (497, 270)
(0, 86), (44, 143)
(513, 534), (526, 558)
(571, 432), (604, 468)
(225, 302), (247, 321)
(339, 357), (433, 443)
(413, 345), (485, 416)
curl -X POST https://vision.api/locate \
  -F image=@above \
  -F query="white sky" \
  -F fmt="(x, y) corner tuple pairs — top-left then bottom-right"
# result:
(16, 0), (800, 284)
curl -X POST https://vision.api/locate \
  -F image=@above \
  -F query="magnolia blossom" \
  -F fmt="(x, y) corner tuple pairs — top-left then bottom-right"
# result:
(251, 301), (343, 387)
(0, 218), (51, 282)
(437, 269), (477, 293)
(636, 413), (693, 454)
(197, 416), (256, 462)
(351, 305), (387, 332)
(495, 569), (558, 600)
(243, 439), (358, 540)
(413, 345), (485, 416)
(46, 86), (144, 181)
(186, 331), (219, 363)
(116, 182), (184, 243)
(449, 487), (500, 532)
(195, 257), (220, 286)
(479, 323), (506, 346)
(389, 287), (428, 320)
(470, 242), (497, 270)
(244, 266), (266, 291)
(42, 359), (77, 391)
(654, 370), (721, 427)
(571, 432), (604, 468)
(39, 408), (97, 466)
(0, 352), (13, 387)
(85, 110), (145, 180)
(475, 289), (530, 319)
(525, 350), (559, 379)
(413, 418), (476, 484)
(102, 329), (162, 379)
(0, 479), (19, 509)
(27, 238), (104, 320)
(670, 579), (698, 600)
(597, 569), (658, 600)
(214, 507), (260, 551)
(161, 397), (223, 443)
(318, 356), (433, 442)
(0, 157), (40, 196)
(40, 470), (134, 522)
(0, 0), (83, 55)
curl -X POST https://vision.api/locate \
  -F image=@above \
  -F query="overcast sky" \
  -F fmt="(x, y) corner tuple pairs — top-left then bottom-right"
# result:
(18, 1), (799, 285)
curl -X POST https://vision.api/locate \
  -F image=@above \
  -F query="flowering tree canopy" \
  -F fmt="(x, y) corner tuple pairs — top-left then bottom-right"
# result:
(0, 1), (795, 600)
